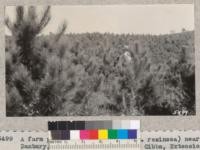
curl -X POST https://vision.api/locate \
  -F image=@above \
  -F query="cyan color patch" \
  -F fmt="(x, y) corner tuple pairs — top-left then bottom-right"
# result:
(117, 129), (128, 139)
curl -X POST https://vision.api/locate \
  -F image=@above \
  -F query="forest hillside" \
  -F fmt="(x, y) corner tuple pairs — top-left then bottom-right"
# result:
(6, 30), (195, 116)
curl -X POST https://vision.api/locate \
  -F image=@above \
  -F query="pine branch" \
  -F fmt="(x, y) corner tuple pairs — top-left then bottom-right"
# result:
(27, 6), (37, 23)
(37, 6), (51, 33)
(5, 17), (14, 33)
(16, 6), (24, 25)
(55, 21), (67, 42)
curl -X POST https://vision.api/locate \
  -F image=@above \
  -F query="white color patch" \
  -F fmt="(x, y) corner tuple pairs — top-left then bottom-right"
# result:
(70, 130), (80, 140)
(130, 120), (140, 129)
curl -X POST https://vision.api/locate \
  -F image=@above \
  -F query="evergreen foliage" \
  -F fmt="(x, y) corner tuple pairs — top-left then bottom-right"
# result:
(6, 6), (195, 116)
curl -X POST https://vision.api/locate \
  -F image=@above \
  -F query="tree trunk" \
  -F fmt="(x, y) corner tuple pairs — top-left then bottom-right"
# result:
(122, 91), (128, 115)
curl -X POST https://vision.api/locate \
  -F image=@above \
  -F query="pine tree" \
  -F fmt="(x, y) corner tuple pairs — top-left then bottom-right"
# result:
(5, 6), (51, 69)
(6, 6), (68, 116)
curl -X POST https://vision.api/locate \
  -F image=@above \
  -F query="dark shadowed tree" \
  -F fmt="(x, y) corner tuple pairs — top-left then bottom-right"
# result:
(6, 6), (68, 116)
(5, 6), (51, 69)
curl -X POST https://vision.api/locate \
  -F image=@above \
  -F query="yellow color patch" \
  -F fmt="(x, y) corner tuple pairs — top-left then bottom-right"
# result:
(98, 130), (108, 139)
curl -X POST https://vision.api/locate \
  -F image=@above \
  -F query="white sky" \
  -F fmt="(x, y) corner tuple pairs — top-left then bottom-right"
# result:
(5, 4), (194, 35)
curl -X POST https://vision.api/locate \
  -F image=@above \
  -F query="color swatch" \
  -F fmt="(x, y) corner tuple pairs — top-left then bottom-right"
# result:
(108, 129), (117, 139)
(48, 120), (140, 130)
(98, 130), (108, 139)
(48, 120), (139, 140)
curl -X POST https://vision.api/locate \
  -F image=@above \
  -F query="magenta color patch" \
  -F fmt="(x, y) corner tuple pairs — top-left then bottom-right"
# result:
(80, 130), (89, 139)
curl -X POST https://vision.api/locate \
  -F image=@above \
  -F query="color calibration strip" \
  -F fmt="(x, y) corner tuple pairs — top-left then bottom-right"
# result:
(48, 120), (140, 140)
(49, 129), (137, 140)
(48, 120), (140, 130)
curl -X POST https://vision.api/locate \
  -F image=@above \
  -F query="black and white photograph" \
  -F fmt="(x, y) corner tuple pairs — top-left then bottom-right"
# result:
(5, 4), (195, 116)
